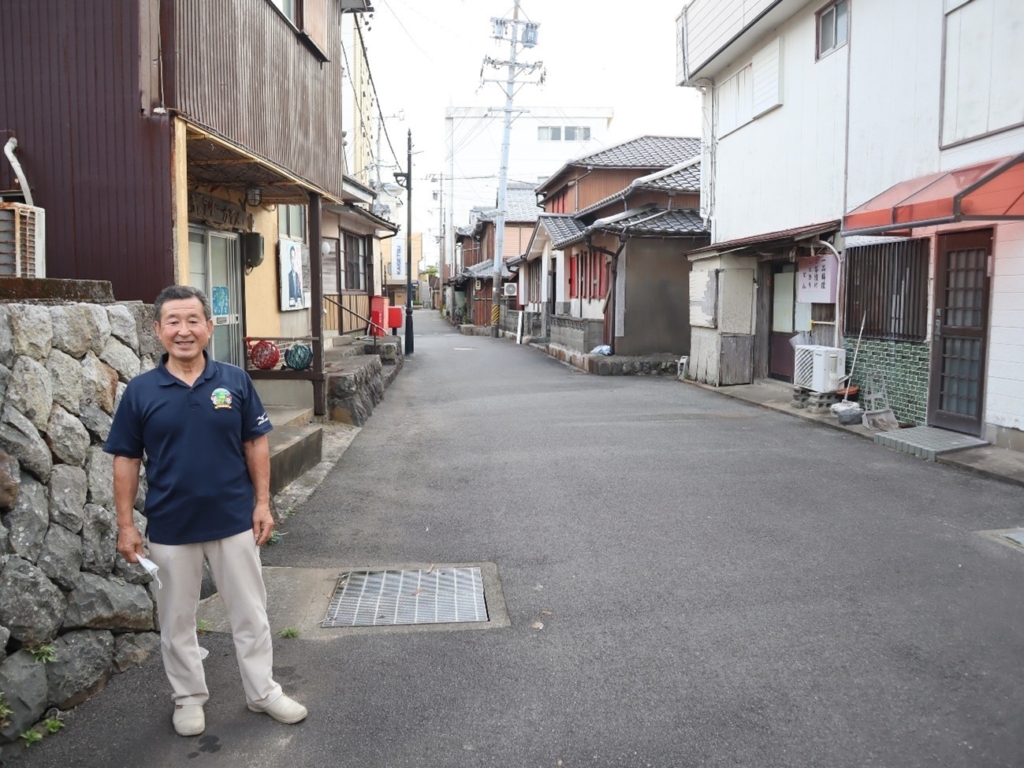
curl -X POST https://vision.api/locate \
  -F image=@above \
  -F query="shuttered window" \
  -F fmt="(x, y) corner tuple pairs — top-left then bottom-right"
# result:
(844, 238), (929, 341)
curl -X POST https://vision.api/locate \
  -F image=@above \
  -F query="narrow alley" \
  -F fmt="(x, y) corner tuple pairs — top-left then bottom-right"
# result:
(19, 311), (1024, 768)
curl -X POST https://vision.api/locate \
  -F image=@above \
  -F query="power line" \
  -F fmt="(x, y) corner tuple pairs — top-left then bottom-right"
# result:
(354, 15), (402, 172)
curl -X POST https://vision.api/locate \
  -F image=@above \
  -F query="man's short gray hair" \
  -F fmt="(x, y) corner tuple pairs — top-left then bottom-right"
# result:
(154, 285), (212, 322)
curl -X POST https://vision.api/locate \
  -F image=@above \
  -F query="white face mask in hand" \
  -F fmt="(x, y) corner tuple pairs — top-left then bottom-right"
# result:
(135, 556), (162, 589)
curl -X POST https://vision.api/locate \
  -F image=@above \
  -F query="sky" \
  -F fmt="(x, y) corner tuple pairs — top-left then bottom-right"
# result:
(356, 0), (703, 261)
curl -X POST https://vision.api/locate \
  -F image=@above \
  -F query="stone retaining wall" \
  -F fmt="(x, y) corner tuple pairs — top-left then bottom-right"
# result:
(325, 341), (404, 426)
(0, 300), (162, 747)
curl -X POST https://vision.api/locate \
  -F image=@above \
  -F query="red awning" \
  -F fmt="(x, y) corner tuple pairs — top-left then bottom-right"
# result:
(843, 153), (1024, 235)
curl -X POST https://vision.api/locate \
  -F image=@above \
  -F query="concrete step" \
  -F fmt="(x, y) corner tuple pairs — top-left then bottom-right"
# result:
(268, 424), (323, 497)
(875, 425), (988, 461)
(265, 405), (313, 428)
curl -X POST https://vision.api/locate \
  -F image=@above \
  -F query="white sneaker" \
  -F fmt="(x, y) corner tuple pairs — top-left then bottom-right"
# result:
(172, 704), (205, 736)
(247, 693), (308, 724)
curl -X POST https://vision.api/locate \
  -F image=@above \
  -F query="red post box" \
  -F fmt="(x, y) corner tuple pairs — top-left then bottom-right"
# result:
(387, 306), (404, 330)
(370, 310), (384, 337)
(370, 296), (389, 337)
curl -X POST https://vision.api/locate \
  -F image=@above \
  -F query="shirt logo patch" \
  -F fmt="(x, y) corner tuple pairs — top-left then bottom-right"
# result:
(256, 413), (270, 426)
(211, 388), (233, 409)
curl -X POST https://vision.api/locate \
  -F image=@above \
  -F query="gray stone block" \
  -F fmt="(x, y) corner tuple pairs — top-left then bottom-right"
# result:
(9, 305), (52, 361)
(49, 464), (87, 533)
(46, 630), (115, 710)
(63, 573), (154, 631)
(46, 348), (83, 415)
(113, 631), (161, 673)
(0, 557), (66, 644)
(0, 650), (48, 743)
(46, 405), (91, 467)
(37, 525), (83, 591)
(7, 356), (53, 432)
(80, 503), (116, 576)
(3, 474), (48, 564)
(0, 406), (51, 484)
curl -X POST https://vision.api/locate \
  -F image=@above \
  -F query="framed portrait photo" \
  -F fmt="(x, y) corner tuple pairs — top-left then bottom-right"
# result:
(279, 239), (309, 311)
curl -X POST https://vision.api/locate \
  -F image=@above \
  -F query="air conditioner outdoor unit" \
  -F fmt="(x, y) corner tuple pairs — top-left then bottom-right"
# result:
(0, 203), (45, 278)
(502, 283), (517, 297)
(794, 345), (846, 393)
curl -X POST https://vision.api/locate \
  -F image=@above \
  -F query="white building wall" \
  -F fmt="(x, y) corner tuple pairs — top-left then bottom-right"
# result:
(986, 223), (1024, 435)
(706, 11), (848, 242)
(445, 107), (613, 230)
(846, 0), (1024, 208)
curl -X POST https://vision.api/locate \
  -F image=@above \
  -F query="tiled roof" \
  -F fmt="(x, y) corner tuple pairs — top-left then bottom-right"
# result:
(538, 215), (587, 248)
(594, 207), (707, 236)
(505, 185), (542, 223)
(639, 162), (701, 192)
(574, 160), (702, 219)
(575, 136), (700, 169)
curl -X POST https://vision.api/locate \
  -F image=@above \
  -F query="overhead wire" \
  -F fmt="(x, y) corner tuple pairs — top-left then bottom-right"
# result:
(354, 15), (402, 174)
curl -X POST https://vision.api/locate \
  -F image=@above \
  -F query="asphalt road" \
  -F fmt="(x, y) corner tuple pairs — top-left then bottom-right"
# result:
(15, 311), (1024, 768)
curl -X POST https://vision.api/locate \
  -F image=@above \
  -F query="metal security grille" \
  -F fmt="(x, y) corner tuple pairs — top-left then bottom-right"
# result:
(844, 238), (929, 341)
(322, 568), (488, 628)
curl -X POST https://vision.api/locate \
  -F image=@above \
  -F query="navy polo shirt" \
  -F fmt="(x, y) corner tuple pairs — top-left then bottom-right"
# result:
(104, 353), (273, 545)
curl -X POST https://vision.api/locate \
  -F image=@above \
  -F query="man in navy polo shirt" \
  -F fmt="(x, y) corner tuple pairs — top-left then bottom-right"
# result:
(105, 285), (307, 737)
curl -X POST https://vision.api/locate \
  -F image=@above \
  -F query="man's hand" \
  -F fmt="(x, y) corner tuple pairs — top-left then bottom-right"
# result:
(253, 501), (275, 546)
(117, 524), (145, 564)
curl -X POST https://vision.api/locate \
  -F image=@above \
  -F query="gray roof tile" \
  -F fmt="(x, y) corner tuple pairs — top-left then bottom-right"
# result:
(539, 215), (587, 248)
(595, 207), (707, 237)
(575, 136), (700, 168)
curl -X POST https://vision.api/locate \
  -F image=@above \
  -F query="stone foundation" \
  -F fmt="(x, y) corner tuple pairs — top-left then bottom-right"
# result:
(0, 299), (162, 747)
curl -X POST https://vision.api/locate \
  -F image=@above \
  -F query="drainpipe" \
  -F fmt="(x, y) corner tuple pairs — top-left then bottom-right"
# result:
(3, 138), (34, 207)
(813, 239), (843, 347)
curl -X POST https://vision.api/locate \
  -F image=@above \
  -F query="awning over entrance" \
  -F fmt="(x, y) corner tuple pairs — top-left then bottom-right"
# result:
(843, 152), (1024, 235)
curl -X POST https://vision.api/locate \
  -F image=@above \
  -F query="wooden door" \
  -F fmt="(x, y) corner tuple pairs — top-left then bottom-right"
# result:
(769, 263), (796, 381)
(927, 229), (992, 435)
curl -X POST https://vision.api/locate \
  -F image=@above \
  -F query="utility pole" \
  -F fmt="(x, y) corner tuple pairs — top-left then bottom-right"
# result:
(394, 130), (413, 354)
(482, 1), (543, 337)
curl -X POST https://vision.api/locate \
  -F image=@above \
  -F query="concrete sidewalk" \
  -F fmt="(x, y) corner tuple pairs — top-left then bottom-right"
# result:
(685, 377), (1024, 488)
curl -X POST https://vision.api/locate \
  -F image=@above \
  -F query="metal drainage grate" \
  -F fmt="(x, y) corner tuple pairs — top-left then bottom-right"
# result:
(322, 568), (488, 628)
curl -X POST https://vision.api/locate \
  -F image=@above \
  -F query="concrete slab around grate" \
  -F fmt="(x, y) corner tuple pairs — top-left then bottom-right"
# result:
(874, 426), (988, 461)
(976, 528), (1024, 555)
(196, 562), (510, 640)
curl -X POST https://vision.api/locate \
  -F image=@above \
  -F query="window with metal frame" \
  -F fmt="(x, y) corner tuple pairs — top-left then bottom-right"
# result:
(843, 238), (929, 341)
(538, 126), (562, 141)
(817, 0), (849, 59)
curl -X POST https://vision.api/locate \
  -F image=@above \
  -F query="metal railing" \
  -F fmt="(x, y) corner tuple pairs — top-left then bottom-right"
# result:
(324, 295), (388, 336)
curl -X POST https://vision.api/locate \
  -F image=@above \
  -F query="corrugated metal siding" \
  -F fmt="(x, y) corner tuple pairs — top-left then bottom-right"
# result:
(0, 0), (175, 303)
(171, 0), (346, 200)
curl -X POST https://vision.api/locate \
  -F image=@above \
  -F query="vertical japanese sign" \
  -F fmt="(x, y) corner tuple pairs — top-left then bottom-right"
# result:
(392, 241), (404, 278)
(797, 252), (838, 303)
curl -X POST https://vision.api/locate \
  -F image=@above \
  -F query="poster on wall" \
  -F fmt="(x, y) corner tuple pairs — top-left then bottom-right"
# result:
(279, 239), (311, 311)
(797, 251), (838, 303)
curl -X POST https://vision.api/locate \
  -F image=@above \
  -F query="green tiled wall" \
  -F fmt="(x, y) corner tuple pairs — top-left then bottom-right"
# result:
(842, 338), (931, 425)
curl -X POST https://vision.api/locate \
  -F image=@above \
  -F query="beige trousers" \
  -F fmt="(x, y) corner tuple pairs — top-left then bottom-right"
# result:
(148, 529), (282, 708)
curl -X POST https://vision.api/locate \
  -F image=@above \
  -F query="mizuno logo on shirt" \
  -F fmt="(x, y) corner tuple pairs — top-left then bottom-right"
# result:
(256, 413), (270, 426)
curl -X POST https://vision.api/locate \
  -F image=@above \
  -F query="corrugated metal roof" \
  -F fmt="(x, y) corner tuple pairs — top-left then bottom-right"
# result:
(686, 220), (841, 256)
